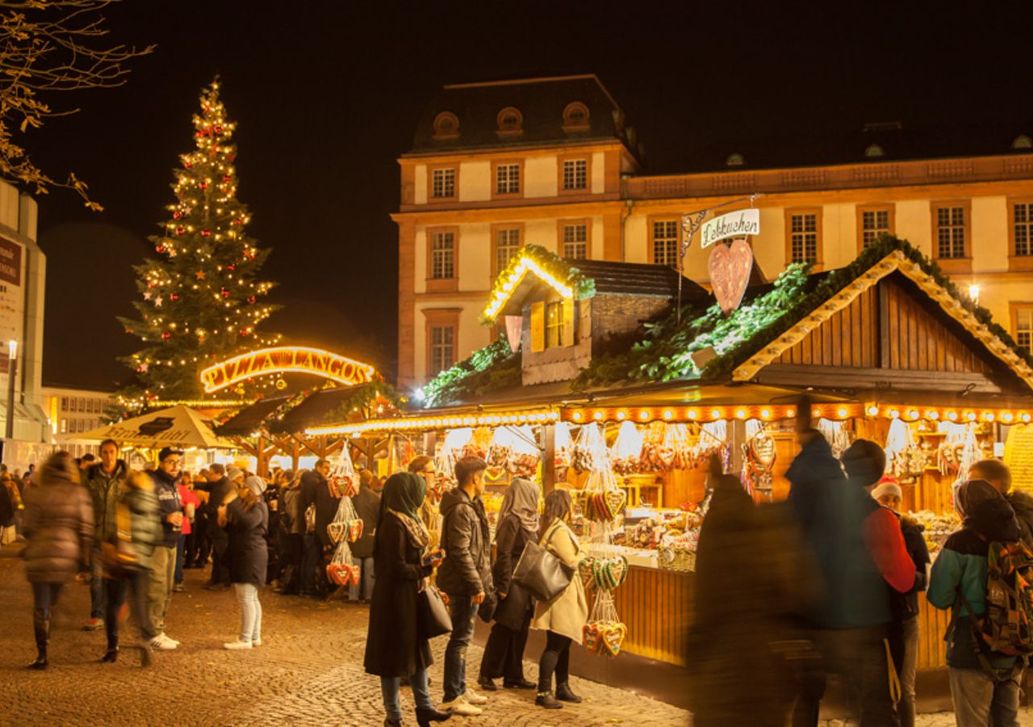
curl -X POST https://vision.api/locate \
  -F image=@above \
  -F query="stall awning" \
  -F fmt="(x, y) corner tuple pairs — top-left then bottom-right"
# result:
(79, 405), (236, 449)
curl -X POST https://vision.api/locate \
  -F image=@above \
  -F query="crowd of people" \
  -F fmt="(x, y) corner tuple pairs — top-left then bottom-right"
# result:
(689, 408), (1033, 727)
(7, 411), (1032, 727)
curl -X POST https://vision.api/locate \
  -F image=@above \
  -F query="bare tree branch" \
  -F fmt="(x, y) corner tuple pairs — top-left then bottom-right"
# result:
(0, 0), (154, 210)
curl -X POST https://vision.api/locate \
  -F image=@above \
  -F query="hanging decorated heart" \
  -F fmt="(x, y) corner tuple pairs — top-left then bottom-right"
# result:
(582, 623), (602, 654)
(708, 238), (754, 314)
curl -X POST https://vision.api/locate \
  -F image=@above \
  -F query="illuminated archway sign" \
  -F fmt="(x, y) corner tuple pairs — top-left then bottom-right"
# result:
(199, 346), (377, 393)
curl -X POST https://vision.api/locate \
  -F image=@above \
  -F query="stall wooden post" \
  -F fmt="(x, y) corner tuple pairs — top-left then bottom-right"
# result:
(256, 433), (267, 476)
(424, 430), (437, 460)
(542, 423), (556, 494)
(728, 418), (747, 475)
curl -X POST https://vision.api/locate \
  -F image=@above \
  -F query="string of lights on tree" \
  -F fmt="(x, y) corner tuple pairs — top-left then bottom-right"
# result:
(117, 78), (282, 409)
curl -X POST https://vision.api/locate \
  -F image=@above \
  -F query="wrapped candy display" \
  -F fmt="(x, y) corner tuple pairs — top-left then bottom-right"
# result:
(488, 425), (541, 477)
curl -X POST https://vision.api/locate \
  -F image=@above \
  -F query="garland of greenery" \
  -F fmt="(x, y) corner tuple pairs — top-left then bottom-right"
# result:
(421, 335), (521, 407)
(482, 244), (596, 323)
(705, 234), (1033, 378)
(577, 235), (1033, 387)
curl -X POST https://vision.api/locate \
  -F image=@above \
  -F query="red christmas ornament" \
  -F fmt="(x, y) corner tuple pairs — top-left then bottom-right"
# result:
(214, 126), (223, 134)
(170, 293), (180, 302)
(221, 288), (230, 299)
(161, 331), (172, 341)
(173, 211), (182, 220)
(155, 244), (166, 254)
(184, 162), (192, 168)
(239, 328), (250, 336)
(226, 264), (236, 271)
(223, 175), (232, 182)
(247, 295), (256, 304)
(147, 281), (157, 289)
(175, 226), (185, 236)
(199, 182), (208, 190)
(200, 230), (212, 237)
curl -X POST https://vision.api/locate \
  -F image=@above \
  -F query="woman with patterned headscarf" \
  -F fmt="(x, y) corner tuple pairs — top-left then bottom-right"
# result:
(477, 477), (540, 691)
(364, 472), (452, 727)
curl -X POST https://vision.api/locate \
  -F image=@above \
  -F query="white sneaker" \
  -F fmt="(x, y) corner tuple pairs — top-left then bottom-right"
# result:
(440, 697), (482, 716)
(149, 635), (177, 651)
(223, 640), (253, 650)
(161, 634), (181, 647)
(251, 637), (262, 646)
(463, 689), (488, 706)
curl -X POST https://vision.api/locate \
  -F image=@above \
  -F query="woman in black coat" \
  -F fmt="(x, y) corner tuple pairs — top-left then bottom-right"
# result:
(477, 477), (539, 690)
(219, 475), (268, 650)
(364, 472), (452, 727)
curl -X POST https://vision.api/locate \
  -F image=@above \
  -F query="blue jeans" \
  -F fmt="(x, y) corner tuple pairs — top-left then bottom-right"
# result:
(443, 593), (478, 702)
(174, 534), (186, 585)
(348, 556), (375, 601)
(381, 668), (432, 721)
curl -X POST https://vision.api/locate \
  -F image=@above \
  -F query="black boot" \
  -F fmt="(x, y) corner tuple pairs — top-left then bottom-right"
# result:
(28, 608), (48, 670)
(555, 682), (582, 703)
(383, 720), (402, 727)
(535, 692), (563, 709)
(101, 647), (119, 663)
(415, 707), (452, 727)
(477, 675), (497, 691)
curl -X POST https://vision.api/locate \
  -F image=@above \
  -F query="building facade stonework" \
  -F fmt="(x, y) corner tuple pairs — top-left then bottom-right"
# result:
(395, 75), (1033, 388)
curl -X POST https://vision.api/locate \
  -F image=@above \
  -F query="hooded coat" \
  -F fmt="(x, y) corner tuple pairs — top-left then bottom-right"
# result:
(928, 490), (1022, 669)
(436, 487), (492, 597)
(22, 456), (94, 584)
(364, 472), (434, 678)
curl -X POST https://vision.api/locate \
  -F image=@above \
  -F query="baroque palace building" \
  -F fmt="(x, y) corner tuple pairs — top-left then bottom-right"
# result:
(394, 74), (1033, 388)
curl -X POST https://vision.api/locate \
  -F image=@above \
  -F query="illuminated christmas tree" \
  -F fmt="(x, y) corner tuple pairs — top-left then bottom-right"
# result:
(119, 79), (280, 405)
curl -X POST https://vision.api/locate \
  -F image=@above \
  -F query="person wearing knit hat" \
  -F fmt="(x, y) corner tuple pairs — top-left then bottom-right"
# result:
(218, 471), (269, 650)
(871, 480), (903, 510)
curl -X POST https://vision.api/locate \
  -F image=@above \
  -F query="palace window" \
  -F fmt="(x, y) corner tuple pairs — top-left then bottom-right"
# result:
(431, 167), (456, 199)
(562, 102), (590, 131)
(495, 227), (521, 275)
(789, 211), (820, 263)
(861, 208), (891, 247)
(1014, 202), (1033, 257)
(429, 326), (455, 375)
(561, 159), (588, 191)
(432, 112), (460, 140)
(935, 205), (967, 259)
(562, 223), (588, 259)
(495, 163), (520, 196)
(1017, 307), (1033, 354)
(430, 231), (455, 279)
(651, 219), (680, 267)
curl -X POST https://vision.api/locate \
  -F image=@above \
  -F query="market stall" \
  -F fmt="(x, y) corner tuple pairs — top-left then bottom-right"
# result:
(309, 238), (1033, 671)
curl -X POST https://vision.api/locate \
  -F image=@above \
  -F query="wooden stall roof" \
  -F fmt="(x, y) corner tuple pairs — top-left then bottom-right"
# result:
(215, 395), (294, 436)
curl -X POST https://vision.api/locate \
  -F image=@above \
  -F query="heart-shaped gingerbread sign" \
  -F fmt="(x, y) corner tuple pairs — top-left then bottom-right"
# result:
(583, 623), (602, 654)
(708, 238), (754, 314)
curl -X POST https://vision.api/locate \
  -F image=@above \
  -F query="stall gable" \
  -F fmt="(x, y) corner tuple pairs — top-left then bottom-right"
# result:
(733, 250), (1033, 393)
(773, 277), (994, 378)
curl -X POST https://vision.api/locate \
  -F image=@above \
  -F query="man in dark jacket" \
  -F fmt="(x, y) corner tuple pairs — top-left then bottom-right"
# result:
(788, 430), (906, 726)
(147, 447), (184, 649)
(299, 459), (337, 597)
(348, 470), (380, 602)
(437, 456), (492, 716)
(203, 464), (235, 589)
(83, 438), (128, 631)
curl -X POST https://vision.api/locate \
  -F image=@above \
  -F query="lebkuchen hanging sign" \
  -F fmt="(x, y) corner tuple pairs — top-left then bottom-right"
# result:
(706, 207), (759, 314)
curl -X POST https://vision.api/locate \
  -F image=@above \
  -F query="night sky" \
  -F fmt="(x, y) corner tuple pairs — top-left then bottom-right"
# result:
(30, 1), (1031, 390)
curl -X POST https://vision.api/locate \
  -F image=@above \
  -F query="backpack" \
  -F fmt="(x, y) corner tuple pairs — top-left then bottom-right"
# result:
(960, 540), (1033, 659)
(978, 541), (1033, 656)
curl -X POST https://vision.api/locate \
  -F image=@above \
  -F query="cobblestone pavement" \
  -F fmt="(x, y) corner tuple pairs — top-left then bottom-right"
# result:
(1, 552), (1031, 726)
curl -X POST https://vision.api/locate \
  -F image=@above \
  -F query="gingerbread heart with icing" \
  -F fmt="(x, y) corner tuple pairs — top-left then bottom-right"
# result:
(601, 621), (627, 656)
(327, 521), (346, 544)
(583, 623), (602, 654)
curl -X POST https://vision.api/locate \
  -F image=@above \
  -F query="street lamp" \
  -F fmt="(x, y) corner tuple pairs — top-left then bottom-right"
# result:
(6, 340), (17, 440)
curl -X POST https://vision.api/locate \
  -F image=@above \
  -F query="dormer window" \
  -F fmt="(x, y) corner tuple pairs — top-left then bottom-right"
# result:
(865, 143), (885, 158)
(562, 101), (590, 132)
(496, 107), (523, 137)
(432, 111), (460, 140)
(1013, 134), (1033, 150)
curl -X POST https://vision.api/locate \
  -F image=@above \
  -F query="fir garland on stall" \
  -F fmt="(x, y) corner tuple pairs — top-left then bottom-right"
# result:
(420, 335), (520, 407)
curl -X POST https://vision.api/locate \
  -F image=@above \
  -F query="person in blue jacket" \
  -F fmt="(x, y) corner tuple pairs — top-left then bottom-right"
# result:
(927, 479), (1024, 727)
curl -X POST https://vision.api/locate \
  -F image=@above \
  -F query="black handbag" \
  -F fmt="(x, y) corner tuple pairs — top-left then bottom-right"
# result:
(417, 585), (452, 640)
(512, 526), (573, 602)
